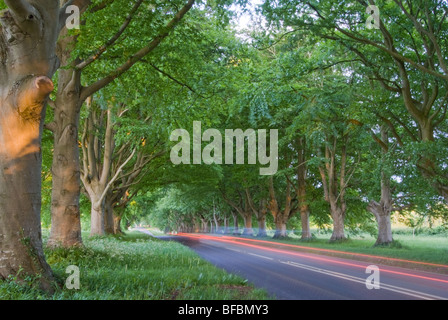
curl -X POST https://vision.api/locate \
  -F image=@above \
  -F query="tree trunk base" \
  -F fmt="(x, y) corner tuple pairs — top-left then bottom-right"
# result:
(241, 229), (254, 237)
(300, 234), (313, 241)
(272, 234), (289, 240)
(329, 234), (347, 242)
(256, 229), (268, 238)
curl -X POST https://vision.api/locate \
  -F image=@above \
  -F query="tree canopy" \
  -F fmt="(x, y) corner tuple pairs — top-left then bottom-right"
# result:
(0, 0), (447, 290)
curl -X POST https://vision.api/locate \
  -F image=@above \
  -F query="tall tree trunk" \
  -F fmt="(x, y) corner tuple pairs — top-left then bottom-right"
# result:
(268, 176), (297, 239)
(104, 195), (115, 234)
(241, 213), (253, 236)
(256, 215), (267, 237)
(329, 206), (346, 241)
(273, 217), (288, 239)
(193, 219), (200, 233)
(367, 126), (394, 245)
(368, 200), (393, 245)
(245, 188), (268, 238)
(47, 33), (83, 247)
(300, 207), (312, 240)
(201, 218), (209, 233)
(297, 136), (312, 240)
(223, 217), (229, 234)
(0, 0), (61, 290)
(213, 206), (220, 233)
(232, 211), (239, 235)
(113, 213), (123, 234)
(88, 189), (105, 236)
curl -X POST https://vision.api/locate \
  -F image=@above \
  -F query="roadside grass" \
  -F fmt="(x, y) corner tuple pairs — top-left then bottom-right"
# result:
(257, 229), (448, 266)
(0, 231), (269, 300)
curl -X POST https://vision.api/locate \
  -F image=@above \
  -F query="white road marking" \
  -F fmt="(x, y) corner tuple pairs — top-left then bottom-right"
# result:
(248, 252), (274, 260)
(211, 239), (447, 300)
(280, 260), (447, 300)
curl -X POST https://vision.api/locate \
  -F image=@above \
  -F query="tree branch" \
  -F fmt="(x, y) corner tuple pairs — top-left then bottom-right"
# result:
(76, 0), (145, 71)
(80, 0), (196, 102)
(148, 62), (204, 97)
(4, 0), (40, 33)
(4, 0), (34, 18)
(100, 108), (115, 186)
(96, 148), (136, 208)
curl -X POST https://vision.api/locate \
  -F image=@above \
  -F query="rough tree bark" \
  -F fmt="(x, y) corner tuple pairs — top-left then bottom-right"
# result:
(46, 18), (85, 247)
(0, 0), (62, 290)
(366, 126), (394, 245)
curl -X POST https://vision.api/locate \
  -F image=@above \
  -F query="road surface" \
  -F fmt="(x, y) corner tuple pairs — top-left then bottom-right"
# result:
(159, 233), (448, 300)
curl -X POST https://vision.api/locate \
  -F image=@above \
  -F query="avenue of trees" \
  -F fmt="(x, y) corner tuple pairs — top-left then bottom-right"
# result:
(0, 0), (447, 291)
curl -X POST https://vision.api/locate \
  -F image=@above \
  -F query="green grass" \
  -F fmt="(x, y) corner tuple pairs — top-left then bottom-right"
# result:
(0, 231), (269, 300)
(263, 229), (448, 266)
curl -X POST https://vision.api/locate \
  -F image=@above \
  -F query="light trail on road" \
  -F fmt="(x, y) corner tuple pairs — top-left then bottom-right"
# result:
(219, 234), (448, 269)
(152, 232), (448, 299)
(176, 233), (448, 285)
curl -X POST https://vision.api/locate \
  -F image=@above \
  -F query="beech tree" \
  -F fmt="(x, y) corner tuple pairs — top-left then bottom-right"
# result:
(261, 0), (448, 202)
(0, 0), (72, 290)
(46, 0), (195, 246)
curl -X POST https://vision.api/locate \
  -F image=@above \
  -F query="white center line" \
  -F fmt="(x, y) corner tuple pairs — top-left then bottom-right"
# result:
(280, 260), (447, 300)
(248, 252), (274, 260)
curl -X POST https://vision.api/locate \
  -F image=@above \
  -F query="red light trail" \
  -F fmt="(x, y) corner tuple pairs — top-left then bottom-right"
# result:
(177, 233), (448, 285)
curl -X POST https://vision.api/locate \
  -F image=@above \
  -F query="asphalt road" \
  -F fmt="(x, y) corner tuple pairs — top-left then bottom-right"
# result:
(159, 233), (448, 300)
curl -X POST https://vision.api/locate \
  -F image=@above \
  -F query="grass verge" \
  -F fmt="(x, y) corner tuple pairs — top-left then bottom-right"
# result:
(0, 231), (269, 300)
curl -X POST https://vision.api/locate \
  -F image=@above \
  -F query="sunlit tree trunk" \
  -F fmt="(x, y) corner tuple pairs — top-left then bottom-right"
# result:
(0, 0), (61, 290)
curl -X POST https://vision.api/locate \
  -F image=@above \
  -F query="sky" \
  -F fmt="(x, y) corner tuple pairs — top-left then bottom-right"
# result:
(232, 0), (264, 32)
